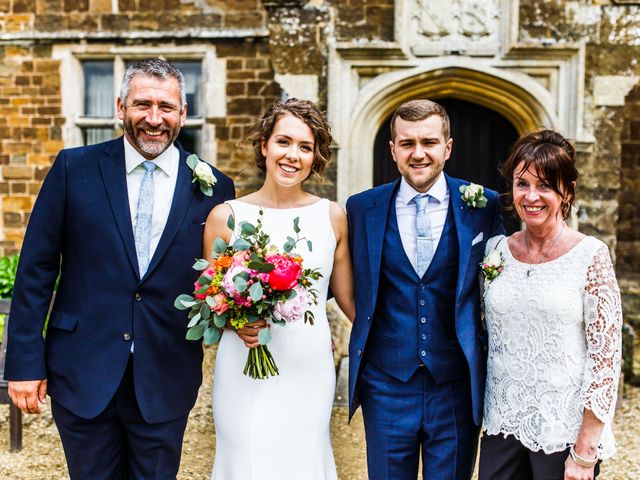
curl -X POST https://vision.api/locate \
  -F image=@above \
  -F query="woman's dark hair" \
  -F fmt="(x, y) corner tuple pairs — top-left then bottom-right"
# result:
(501, 129), (578, 220)
(245, 98), (332, 178)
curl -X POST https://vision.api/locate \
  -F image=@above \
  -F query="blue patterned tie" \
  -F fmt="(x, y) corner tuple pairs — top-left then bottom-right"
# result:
(415, 194), (434, 277)
(134, 161), (157, 277)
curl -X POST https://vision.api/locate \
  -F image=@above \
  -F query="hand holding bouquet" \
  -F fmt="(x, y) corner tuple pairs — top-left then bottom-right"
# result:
(174, 210), (321, 379)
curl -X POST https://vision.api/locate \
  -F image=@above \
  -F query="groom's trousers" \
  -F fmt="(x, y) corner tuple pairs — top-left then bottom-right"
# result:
(51, 356), (189, 480)
(359, 360), (480, 480)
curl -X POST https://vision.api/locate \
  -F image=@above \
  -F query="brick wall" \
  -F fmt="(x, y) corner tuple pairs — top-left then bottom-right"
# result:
(0, 46), (65, 254)
(213, 40), (280, 197)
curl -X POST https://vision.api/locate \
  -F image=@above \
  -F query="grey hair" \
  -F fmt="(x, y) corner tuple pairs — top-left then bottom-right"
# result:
(119, 58), (186, 108)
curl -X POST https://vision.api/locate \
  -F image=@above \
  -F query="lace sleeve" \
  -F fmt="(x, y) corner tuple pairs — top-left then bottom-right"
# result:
(579, 244), (623, 424)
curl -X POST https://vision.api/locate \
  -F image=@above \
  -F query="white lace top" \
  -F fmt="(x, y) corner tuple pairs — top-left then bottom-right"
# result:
(482, 235), (622, 458)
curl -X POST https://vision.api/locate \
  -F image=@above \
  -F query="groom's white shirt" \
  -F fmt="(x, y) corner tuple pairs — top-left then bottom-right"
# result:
(395, 173), (449, 273)
(124, 135), (179, 259)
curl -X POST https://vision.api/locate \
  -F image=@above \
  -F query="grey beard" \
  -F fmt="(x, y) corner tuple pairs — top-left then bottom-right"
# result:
(126, 124), (176, 158)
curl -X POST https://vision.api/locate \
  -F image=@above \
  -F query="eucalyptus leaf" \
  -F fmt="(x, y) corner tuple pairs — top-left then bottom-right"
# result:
(246, 313), (259, 323)
(233, 276), (248, 293)
(236, 271), (250, 281)
(206, 295), (217, 307)
(248, 261), (275, 273)
(285, 289), (297, 300)
(233, 238), (251, 251)
(194, 284), (209, 295)
(306, 240), (313, 252)
(226, 214), (235, 231)
(293, 217), (300, 234)
(249, 282), (263, 302)
(174, 294), (196, 310)
(192, 259), (209, 271)
(241, 222), (256, 236)
(200, 303), (211, 320)
(197, 274), (212, 286)
(186, 154), (199, 170)
(213, 313), (227, 328)
(283, 240), (293, 253)
(204, 326), (222, 345)
(186, 324), (206, 340)
(213, 238), (228, 255)
(477, 197), (488, 208)
(258, 327), (271, 345)
(187, 312), (202, 328)
(201, 184), (213, 197)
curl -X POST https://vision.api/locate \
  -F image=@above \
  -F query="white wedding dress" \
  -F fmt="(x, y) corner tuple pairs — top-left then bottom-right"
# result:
(211, 199), (338, 480)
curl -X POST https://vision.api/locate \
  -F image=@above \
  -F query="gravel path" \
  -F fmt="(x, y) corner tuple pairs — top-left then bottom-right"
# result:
(1, 346), (638, 479)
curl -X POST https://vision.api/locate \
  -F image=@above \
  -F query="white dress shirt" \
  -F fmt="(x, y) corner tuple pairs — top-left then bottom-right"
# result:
(395, 173), (450, 274)
(124, 136), (179, 262)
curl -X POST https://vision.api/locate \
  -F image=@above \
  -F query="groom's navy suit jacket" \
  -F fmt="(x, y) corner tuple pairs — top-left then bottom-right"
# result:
(4, 137), (234, 423)
(346, 174), (503, 425)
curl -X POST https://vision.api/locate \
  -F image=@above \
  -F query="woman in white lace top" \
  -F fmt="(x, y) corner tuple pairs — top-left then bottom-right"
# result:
(478, 130), (622, 480)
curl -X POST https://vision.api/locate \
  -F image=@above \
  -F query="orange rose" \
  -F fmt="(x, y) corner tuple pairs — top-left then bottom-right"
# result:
(216, 255), (233, 270)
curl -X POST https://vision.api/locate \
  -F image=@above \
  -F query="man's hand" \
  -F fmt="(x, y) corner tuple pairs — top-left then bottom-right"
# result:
(8, 379), (48, 414)
(235, 319), (268, 348)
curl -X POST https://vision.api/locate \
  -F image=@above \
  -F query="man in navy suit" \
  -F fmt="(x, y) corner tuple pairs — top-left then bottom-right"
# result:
(347, 99), (504, 479)
(4, 58), (234, 479)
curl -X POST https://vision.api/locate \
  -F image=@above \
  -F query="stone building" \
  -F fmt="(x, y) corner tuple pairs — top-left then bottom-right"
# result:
(0, 0), (639, 341)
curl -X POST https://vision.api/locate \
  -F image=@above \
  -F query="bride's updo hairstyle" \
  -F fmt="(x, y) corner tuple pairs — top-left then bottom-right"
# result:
(501, 129), (578, 220)
(246, 98), (332, 179)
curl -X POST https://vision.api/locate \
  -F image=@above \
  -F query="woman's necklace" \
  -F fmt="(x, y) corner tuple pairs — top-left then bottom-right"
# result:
(524, 222), (565, 277)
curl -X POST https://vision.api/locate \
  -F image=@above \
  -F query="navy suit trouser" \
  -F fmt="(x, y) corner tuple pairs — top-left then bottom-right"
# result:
(359, 360), (480, 480)
(51, 356), (189, 480)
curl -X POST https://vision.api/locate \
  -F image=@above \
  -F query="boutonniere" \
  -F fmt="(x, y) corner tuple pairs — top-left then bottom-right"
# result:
(186, 154), (216, 197)
(480, 249), (504, 282)
(459, 183), (487, 208)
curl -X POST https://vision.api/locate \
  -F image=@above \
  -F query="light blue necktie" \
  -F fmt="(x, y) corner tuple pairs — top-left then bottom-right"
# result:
(134, 161), (157, 277)
(415, 194), (434, 277)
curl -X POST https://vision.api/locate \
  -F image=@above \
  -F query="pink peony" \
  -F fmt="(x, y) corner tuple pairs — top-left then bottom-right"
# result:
(265, 254), (302, 291)
(273, 285), (309, 323)
(221, 264), (252, 296)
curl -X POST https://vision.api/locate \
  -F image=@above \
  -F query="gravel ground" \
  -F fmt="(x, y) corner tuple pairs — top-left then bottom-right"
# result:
(1, 345), (639, 479)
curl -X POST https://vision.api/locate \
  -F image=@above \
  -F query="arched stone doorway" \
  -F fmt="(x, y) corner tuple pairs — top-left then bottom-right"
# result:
(335, 64), (559, 206)
(373, 97), (521, 233)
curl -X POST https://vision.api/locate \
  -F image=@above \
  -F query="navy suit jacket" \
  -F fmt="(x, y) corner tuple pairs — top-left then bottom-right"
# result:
(4, 137), (235, 423)
(346, 174), (504, 425)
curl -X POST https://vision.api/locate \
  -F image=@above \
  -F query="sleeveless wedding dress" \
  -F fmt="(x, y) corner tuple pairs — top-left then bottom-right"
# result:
(211, 199), (338, 480)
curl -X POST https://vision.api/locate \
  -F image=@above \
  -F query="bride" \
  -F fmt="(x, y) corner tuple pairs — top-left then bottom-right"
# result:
(203, 98), (355, 479)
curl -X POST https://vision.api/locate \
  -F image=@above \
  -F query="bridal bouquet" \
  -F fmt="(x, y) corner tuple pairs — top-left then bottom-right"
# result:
(174, 210), (321, 379)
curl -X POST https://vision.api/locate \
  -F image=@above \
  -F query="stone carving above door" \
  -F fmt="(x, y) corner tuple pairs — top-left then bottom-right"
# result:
(409, 0), (501, 56)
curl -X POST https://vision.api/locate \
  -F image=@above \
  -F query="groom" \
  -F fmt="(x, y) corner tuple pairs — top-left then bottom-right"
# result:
(4, 58), (234, 478)
(347, 99), (504, 479)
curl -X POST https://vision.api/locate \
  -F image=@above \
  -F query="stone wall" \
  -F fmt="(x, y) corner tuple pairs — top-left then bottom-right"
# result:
(0, 46), (65, 254)
(618, 85), (640, 324)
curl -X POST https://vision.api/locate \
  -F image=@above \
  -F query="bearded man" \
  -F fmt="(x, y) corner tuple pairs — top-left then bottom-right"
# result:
(4, 58), (234, 479)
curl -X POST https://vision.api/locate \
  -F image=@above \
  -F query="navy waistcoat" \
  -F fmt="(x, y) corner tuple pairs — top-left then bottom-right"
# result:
(366, 196), (468, 383)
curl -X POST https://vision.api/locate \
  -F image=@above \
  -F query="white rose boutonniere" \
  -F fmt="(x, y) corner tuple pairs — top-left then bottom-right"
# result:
(480, 249), (504, 282)
(459, 182), (487, 208)
(187, 154), (217, 197)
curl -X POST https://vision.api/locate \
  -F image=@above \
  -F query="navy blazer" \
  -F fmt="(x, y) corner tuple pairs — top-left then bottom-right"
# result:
(346, 174), (504, 425)
(4, 137), (235, 423)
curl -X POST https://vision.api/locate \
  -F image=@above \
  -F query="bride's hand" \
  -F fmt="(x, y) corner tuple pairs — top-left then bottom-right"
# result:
(236, 319), (268, 348)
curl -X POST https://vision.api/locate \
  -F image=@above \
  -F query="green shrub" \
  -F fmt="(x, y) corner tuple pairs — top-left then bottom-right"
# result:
(0, 254), (19, 299)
